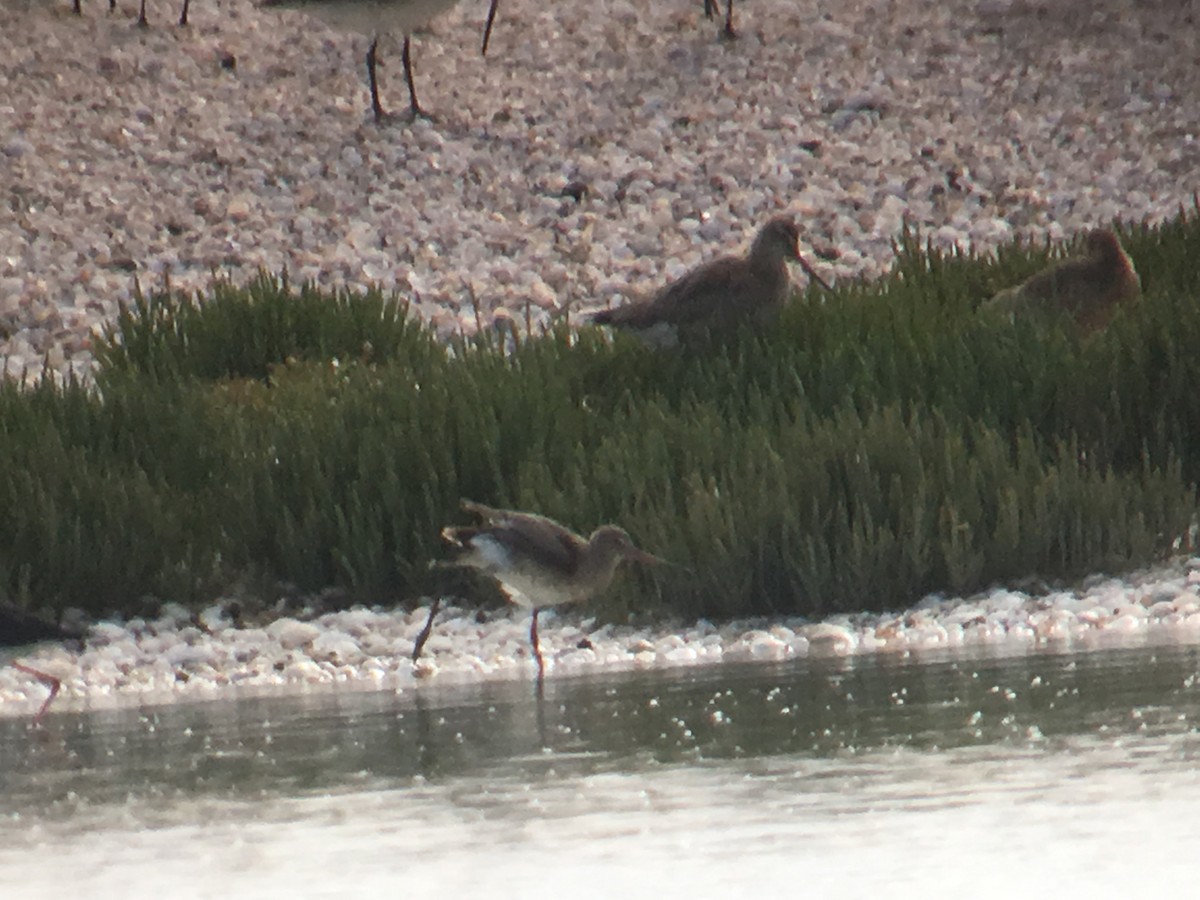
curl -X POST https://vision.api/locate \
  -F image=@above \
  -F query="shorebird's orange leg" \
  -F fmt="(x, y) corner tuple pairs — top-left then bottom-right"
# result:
(11, 662), (60, 726)
(529, 610), (545, 677)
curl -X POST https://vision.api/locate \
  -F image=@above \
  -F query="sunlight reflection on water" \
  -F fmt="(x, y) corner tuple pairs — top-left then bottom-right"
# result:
(2, 640), (1198, 898)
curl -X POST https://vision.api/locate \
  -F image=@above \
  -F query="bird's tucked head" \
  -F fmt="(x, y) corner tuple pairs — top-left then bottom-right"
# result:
(1084, 228), (1126, 263)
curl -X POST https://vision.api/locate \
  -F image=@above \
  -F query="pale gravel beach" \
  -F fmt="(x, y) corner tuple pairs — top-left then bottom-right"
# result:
(1, 0), (1199, 714)
(3, 556), (1200, 718)
(1, 0), (1197, 382)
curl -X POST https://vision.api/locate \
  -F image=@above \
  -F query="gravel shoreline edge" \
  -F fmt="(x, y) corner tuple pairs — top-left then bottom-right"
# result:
(4, 556), (1199, 720)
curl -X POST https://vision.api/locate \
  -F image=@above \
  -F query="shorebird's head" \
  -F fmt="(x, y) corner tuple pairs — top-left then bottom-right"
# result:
(588, 525), (663, 567)
(754, 216), (803, 262)
(752, 216), (833, 291)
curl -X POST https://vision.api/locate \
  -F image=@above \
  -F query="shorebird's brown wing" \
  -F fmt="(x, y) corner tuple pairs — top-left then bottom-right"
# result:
(596, 256), (765, 328)
(460, 499), (513, 523)
(589, 290), (649, 326)
(987, 256), (1111, 317)
(1017, 257), (1102, 304)
(458, 500), (584, 574)
(650, 257), (753, 324)
(485, 516), (584, 575)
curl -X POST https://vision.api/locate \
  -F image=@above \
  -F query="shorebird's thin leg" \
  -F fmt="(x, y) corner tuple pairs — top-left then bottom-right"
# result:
(411, 598), (442, 662)
(137, 0), (148, 27)
(703, 0), (735, 38)
(481, 0), (500, 55)
(796, 253), (832, 292)
(366, 37), (387, 122)
(72, 0), (82, 15)
(179, 0), (191, 26)
(11, 662), (60, 726)
(108, 0), (115, 11)
(401, 34), (425, 120)
(534, 672), (546, 743)
(529, 610), (544, 676)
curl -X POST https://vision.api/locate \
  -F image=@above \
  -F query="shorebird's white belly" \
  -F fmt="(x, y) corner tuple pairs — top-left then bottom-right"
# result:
(269, 0), (464, 35)
(466, 537), (577, 610)
(492, 572), (576, 610)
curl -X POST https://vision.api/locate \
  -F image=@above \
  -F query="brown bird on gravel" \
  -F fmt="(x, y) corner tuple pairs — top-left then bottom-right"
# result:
(413, 501), (663, 676)
(984, 228), (1142, 335)
(590, 216), (831, 346)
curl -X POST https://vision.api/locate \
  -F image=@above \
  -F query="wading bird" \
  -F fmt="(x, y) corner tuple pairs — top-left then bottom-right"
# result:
(2, 606), (81, 725)
(416, 501), (663, 675)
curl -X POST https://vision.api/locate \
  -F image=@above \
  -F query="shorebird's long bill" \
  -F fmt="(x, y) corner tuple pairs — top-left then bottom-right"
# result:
(628, 547), (668, 566)
(795, 253), (833, 292)
(630, 548), (696, 576)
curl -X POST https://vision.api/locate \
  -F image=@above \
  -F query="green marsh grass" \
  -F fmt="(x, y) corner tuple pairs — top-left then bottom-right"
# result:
(2, 210), (1198, 623)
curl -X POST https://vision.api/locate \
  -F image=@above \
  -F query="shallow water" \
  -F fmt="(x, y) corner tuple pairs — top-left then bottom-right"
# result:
(3, 640), (1199, 898)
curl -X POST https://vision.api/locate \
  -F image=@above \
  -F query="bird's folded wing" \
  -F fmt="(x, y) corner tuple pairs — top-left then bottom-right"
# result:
(460, 500), (583, 574)
(485, 517), (582, 575)
(648, 257), (750, 325)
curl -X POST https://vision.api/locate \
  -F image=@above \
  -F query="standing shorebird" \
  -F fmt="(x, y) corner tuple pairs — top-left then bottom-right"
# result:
(1, 606), (79, 726)
(590, 216), (831, 346)
(72, 0), (193, 27)
(72, 0), (114, 16)
(134, 0), (192, 27)
(703, 0), (735, 39)
(983, 228), (1142, 335)
(417, 500), (663, 675)
(260, 0), (501, 122)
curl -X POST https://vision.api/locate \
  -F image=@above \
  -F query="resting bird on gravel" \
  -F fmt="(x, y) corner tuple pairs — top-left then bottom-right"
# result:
(414, 501), (663, 675)
(984, 228), (1142, 335)
(590, 216), (831, 347)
